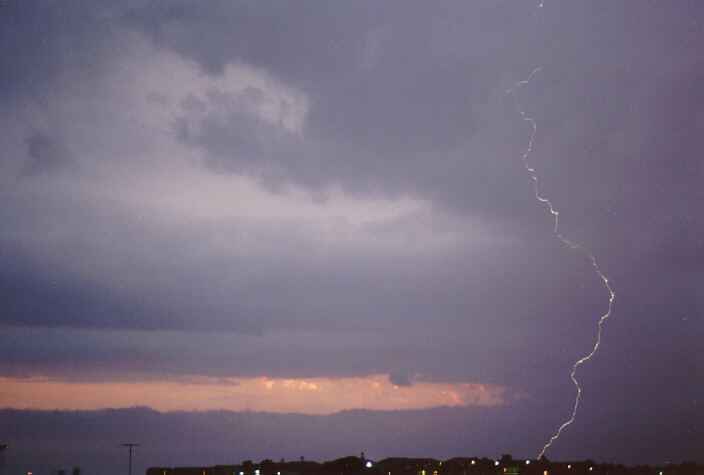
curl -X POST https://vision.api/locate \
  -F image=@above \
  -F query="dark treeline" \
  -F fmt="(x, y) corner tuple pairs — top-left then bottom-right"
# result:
(147, 454), (704, 475)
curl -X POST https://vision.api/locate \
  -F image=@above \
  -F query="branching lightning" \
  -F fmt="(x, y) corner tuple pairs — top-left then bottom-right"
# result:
(506, 68), (615, 460)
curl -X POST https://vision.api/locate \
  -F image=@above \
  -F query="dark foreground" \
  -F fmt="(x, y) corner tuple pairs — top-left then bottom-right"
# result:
(148, 454), (704, 475)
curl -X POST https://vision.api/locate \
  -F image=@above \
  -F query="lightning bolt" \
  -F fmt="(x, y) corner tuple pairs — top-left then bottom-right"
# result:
(506, 67), (615, 460)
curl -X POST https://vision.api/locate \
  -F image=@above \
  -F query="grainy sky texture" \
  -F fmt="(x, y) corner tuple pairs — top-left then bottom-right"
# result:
(1, 1), (703, 474)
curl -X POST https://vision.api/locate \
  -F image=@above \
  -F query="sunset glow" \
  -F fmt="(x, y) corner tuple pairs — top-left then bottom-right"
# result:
(0, 375), (507, 414)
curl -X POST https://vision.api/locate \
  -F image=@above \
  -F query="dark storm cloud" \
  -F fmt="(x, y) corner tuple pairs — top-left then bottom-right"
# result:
(24, 130), (72, 175)
(172, 87), (314, 185)
(0, 1), (120, 106)
(0, 0), (702, 464)
(124, 1), (542, 217)
(122, 0), (704, 245)
(388, 371), (413, 387)
(0, 231), (609, 401)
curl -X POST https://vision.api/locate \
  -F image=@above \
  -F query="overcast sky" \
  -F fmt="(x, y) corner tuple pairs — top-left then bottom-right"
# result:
(0, 1), (702, 473)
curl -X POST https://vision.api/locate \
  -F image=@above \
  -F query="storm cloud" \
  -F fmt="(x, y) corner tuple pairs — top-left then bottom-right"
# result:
(0, 0), (702, 467)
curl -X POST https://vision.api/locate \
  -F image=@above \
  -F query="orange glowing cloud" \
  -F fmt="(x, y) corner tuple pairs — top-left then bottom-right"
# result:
(0, 374), (507, 414)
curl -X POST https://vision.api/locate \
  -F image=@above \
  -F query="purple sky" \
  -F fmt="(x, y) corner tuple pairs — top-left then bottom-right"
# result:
(0, 1), (702, 474)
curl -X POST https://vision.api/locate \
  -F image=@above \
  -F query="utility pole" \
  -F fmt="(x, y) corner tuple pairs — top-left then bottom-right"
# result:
(120, 443), (139, 475)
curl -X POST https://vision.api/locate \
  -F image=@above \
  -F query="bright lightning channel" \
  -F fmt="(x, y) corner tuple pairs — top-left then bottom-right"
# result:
(506, 67), (615, 460)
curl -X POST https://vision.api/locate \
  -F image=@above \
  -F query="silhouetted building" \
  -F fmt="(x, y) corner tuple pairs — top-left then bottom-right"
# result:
(147, 455), (704, 475)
